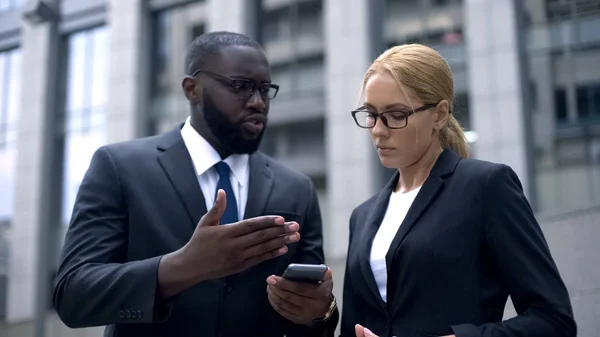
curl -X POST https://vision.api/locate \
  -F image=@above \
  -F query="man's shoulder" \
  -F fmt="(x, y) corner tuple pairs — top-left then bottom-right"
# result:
(98, 133), (167, 160)
(256, 152), (313, 187)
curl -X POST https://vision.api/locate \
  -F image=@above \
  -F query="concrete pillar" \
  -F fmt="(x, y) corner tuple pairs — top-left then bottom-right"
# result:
(465, 0), (530, 196)
(7, 20), (59, 325)
(106, 0), (149, 142)
(324, 0), (376, 260)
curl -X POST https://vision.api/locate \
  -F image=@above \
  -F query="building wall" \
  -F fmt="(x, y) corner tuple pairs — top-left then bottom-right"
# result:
(0, 0), (599, 336)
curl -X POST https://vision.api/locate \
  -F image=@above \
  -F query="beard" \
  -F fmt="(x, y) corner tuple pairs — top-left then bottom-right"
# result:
(202, 90), (265, 154)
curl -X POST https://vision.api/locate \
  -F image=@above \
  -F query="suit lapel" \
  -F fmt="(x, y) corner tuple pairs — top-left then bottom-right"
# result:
(385, 149), (461, 271)
(157, 125), (207, 227)
(358, 173), (398, 313)
(243, 152), (274, 219)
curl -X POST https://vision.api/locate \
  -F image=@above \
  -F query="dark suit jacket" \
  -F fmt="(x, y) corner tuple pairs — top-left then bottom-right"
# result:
(340, 149), (576, 337)
(53, 126), (338, 337)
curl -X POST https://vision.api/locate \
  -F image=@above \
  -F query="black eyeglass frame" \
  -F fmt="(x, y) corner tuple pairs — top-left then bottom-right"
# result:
(351, 102), (440, 129)
(190, 69), (280, 100)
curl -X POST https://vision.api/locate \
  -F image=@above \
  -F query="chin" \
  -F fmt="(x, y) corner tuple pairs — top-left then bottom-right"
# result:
(379, 157), (399, 169)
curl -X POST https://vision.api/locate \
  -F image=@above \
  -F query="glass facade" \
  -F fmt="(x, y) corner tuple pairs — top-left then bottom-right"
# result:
(60, 27), (109, 227)
(385, 0), (470, 131)
(0, 47), (20, 321)
(0, 0), (23, 12)
(148, 1), (207, 136)
(525, 1), (600, 214)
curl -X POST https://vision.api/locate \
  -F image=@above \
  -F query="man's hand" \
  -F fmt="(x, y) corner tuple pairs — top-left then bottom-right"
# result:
(266, 267), (334, 325)
(158, 189), (300, 298)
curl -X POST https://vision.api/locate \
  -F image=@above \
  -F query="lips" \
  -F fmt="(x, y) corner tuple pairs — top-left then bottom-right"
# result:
(376, 145), (395, 155)
(243, 114), (267, 124)
(240, 114), (267, 134)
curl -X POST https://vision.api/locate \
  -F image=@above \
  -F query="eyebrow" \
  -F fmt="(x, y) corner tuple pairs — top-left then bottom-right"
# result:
(362, 102), (412, 110)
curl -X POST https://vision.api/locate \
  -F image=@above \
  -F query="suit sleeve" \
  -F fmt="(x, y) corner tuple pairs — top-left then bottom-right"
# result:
(53, 146), (172, 328)
(340, 209), (364, 336)
(282, 178), (339, 337)
(451, 165), (576, 337)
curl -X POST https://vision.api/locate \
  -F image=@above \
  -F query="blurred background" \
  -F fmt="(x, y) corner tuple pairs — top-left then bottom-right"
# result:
(0, 0), (599, 336)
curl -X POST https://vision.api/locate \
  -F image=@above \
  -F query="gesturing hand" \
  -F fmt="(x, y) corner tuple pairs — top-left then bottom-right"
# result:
(180, 189), (301, 282)
(266, 268), (334, 325)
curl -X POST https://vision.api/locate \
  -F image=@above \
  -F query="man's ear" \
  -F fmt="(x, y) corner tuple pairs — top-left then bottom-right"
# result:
(182, 76), (202, 104)
(433, 100), (450, 130)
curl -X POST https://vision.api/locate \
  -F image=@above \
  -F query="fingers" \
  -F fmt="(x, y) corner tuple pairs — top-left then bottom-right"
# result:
(198, 189), (226, 227)
(227, 216), (287, 237)
(237, 246), (289, 271)
(242, 231), (300, 261)
(236, 223), (300, 249)
(355, 324), (365, 337)
(267, 286), (301, 324)
(355, 325), (376, 337)
(265, 276), (323, 298)
(267, 285), (305, 312)
(322, 267), (333, 281)
(267, 284), (322, 308)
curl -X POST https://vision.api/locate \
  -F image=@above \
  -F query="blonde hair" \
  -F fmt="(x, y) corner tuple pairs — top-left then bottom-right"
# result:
(359, 44), (470, 158)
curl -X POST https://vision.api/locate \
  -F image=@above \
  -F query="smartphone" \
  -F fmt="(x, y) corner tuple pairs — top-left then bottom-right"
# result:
(281, 263), (328, 284)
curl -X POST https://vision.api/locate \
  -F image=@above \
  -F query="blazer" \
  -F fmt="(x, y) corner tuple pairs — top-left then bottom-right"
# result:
(340, 149), (576, 337)
(53, 125), (338, 337)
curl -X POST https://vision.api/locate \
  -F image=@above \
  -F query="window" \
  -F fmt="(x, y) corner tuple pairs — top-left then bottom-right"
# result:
(0, 0), (24, 11)
(577, 83), (600, 121)
(0, 47), (20, 322)
(60, 27), (109, 227)
(271, 57), (325, 100)
(148, 2), (208, 135)
(555, 89), (568, 122)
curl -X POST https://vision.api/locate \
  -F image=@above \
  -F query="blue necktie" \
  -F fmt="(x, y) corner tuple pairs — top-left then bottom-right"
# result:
(214, 161), (238, 225)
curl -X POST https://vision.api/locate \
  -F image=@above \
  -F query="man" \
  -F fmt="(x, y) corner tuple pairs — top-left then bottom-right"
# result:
(53, 31), (338, 337)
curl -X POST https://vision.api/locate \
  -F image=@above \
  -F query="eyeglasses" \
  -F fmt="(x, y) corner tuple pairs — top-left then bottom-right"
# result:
(190, 69), (280, 100)
(351, 103), (439, 129)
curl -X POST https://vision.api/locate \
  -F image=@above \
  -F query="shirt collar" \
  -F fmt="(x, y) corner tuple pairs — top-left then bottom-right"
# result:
(180, 117), (249, 187)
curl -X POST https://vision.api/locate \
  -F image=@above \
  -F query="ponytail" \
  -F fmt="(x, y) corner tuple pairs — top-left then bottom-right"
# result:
(439, 115), (470, 158)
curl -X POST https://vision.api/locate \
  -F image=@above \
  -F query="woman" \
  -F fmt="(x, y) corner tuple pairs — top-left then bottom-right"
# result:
(341, 44), (576, 337)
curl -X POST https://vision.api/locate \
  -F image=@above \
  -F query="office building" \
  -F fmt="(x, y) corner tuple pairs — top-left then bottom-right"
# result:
(0, 0), (598, 336)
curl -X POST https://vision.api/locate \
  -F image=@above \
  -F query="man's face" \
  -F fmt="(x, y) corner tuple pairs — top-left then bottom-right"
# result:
(187, 45), (274, 155)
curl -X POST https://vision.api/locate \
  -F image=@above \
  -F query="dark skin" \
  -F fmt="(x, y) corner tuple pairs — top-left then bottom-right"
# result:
(156, 46), (298, 297)
(158, 45), (333, 325)
(182, 45), (270, 159)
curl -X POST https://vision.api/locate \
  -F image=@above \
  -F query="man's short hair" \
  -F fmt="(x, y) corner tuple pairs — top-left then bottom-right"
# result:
(185, 31), (262, 75)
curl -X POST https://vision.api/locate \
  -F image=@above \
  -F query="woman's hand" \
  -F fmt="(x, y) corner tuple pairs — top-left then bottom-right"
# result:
(355, 324), (377, 337)
(355, 324), (455, 337)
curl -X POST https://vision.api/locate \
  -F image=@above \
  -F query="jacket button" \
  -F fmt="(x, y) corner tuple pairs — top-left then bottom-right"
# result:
(118, 310), (125, 318)
(224, 283), (232, 293)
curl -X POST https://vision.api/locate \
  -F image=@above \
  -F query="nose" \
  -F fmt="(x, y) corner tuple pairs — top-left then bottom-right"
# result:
(245, 90), (266, 112)
(370, 116), (388, 137)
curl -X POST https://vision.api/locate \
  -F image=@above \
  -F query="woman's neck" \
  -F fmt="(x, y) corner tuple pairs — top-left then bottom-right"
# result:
(396, 144), (443, 193)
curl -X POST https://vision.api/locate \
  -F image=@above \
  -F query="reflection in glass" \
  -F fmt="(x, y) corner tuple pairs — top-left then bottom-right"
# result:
(0, 48), (21, 222)
(0, 47), (20, 320)
(148, 1), (207, 136)
(61, 27), (109, 227)
(524, 1), (600, 214)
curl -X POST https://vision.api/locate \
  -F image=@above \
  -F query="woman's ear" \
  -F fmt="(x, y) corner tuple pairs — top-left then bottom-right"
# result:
(433, 100), (450, 130)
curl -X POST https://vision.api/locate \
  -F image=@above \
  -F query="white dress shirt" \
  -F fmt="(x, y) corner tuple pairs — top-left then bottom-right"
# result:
(369, 186), (421, 302)
(180, 117), (250, 220)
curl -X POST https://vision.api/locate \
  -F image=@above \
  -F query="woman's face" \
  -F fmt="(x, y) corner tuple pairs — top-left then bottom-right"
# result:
(362, 72), (441, 169)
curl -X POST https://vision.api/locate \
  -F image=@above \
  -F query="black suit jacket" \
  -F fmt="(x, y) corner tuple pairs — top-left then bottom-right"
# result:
(340, 149), (576, 337)
(53, 126), (338, 337)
